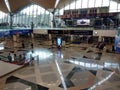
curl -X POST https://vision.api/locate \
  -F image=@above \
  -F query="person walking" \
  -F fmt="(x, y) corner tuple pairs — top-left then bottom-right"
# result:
(22, 41), (25, 48)
(7, 53), (12, 63)
(31, 42), (33, 48)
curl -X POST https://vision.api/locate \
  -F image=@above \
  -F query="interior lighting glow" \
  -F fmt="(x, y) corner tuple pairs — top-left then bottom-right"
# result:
(4, 0), (11, 12)
(69, 60), (103, 69)
(88, 72), (115, 90)
(55, 55), (67, 90)
(28, 48), (53, 60)
(55, 0), (60, 8)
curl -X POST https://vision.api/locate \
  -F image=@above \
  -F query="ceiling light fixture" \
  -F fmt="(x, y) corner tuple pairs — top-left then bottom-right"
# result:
(4, 0), (11, 12)
(55, 0), (60, 8)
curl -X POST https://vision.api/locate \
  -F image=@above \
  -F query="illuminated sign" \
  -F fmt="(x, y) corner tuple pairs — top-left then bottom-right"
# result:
(70, 30), (93, 35)
(48, 30), (93, 35)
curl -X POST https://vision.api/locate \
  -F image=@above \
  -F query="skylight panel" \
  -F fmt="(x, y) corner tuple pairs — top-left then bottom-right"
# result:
(55, 0), (60, 8)
(4, 0), (11, 12)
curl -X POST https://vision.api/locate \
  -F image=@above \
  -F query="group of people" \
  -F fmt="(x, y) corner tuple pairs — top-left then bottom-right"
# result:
(6, 40), (34, 64)
(7, 52), (26, 64)
(7, 50), (35, 65)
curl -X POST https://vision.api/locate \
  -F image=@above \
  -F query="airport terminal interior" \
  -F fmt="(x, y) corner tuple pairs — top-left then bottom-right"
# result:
(0, 0), (120, 90)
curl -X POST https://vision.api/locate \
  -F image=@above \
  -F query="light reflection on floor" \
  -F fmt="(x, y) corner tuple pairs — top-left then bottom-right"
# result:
(0, 39), (120, 90)
(68, 58), (120, 71)
(28, 48), (54, 60)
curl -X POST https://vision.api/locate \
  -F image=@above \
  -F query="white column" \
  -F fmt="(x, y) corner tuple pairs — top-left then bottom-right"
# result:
(70, 35), (73, 42)
(31, 33), (34, 38)
(13, 34), (19, 48)
(98, 36), (102, 42)
(13, 35), (17, 42)
(49, 34), (52, 40)
(51, 14), (54, 28)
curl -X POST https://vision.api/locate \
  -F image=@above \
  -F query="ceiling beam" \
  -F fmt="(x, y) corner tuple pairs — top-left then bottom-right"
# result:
(0, 0), (9, 13)
(56, 0), (74, 9)
(8, 0), (31, 13)
(31, 0), (56, 9)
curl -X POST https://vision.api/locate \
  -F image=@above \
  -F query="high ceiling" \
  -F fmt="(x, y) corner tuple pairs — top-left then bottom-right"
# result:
(0, 0), (119, 13)
(0, 0), (72, 13)
(0, 0), (9, 12)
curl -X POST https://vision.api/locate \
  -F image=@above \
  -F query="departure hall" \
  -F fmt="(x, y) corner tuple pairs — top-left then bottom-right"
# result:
(0, 0), (120, 90)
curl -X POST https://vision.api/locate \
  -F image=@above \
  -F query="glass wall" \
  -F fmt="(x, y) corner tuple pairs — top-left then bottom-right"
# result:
(0, 11), (10, 29)
(0, 4), (53, 29)
(59, 0), (120, 12)
(12, 4), (52, 29)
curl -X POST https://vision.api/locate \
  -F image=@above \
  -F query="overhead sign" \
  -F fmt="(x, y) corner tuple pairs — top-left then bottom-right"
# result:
(48, 30), (93, 35)
(48, 30), (63, 34)
(70, 30), (93, 35)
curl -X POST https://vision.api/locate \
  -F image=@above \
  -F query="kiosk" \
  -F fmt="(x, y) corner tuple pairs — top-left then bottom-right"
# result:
(57, 37), (62, 49)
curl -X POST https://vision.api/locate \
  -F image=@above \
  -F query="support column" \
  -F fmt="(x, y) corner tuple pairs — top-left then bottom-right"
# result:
(10, 13), (13, 29)
(48, 34), (52, 45)
(51, 11), (56, 28)
(30, 33), (34, 44)
(31, 33), (34, 39)
(31, 22), (34, 30)
(13, 35), (17, 42)
(70, 35), (73, 42)
(13, 33), (20, 46)
(13, 34), (19, 48)
(98, 36), (102, 42)
(49, 34), (52, 40)
(50, 12), (54, 28)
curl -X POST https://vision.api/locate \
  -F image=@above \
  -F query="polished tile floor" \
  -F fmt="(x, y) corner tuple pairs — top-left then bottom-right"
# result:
(0, 37), (120, 90)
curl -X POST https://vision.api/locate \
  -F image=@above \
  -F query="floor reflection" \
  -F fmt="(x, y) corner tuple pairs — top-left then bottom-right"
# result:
(31, 48), (54, 60)
(66, 57), (120, 71)
(0, 39), (120, 90)
(4, 76), (48, 90)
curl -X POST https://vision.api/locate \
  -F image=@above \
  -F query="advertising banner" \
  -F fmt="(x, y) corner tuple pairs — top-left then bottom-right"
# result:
(10, 29), (33, 35)
(0, 31), (10, 37)
(0, 29), (33, 37)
